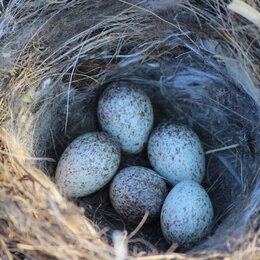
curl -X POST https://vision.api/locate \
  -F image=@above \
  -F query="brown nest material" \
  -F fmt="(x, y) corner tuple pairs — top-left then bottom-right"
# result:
(0, 0), (259, 259)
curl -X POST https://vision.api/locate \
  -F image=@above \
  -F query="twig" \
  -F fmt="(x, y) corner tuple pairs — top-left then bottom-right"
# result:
(206, 144), (239, 154)
(128, 211), (149, 239)
(228, 0), (260, 28)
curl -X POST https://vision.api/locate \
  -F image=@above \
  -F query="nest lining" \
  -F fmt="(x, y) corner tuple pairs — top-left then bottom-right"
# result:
(0, 0), (259, 259)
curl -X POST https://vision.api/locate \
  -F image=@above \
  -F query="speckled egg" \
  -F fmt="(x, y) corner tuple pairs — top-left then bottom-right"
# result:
(55, 132), (121, 198)
(161, 180), (214, 245)
(98, 82), (154, 154)
(110, 166), (168, 223)
(148, 123), (205, 186)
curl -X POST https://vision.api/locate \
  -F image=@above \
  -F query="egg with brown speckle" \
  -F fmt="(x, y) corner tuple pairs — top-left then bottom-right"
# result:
(55, 132), (121, 198)
(98, 82), (154, 154)
(110, 166), (168, 223)
(148, 123), (205, 186)
(161, 180), (214, 245)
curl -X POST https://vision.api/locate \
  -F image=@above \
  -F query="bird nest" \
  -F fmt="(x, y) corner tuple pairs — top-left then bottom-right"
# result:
(0, 0), (259, 259)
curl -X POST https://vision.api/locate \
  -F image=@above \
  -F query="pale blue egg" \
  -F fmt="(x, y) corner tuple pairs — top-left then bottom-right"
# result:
(161, 180), (214, 245)
(98, 83), (154, 154)
(55, 132), (121, 198)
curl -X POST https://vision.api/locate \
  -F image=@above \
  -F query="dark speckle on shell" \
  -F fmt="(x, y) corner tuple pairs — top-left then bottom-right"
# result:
(110, 166), (168, 224)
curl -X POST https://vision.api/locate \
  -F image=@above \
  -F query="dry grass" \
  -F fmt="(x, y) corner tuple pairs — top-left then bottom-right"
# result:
(0, 0), (259, 259)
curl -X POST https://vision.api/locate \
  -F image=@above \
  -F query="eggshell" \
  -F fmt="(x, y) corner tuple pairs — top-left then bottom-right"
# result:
(148, 123), (205, 186)
(98, 82), (154, 154)
(161, 180), (214, 245)
(55, 132), (121, 198)
(110, 166), (168, 223)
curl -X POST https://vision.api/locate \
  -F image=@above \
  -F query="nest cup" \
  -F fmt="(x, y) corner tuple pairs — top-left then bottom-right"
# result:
(0, 0), (259, 259)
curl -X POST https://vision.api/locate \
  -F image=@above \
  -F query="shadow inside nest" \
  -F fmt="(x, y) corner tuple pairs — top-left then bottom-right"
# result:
(34, 51), (260, 254)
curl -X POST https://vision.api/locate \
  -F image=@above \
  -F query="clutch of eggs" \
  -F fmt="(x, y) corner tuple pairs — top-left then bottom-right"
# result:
(54, 82), (214, 246)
